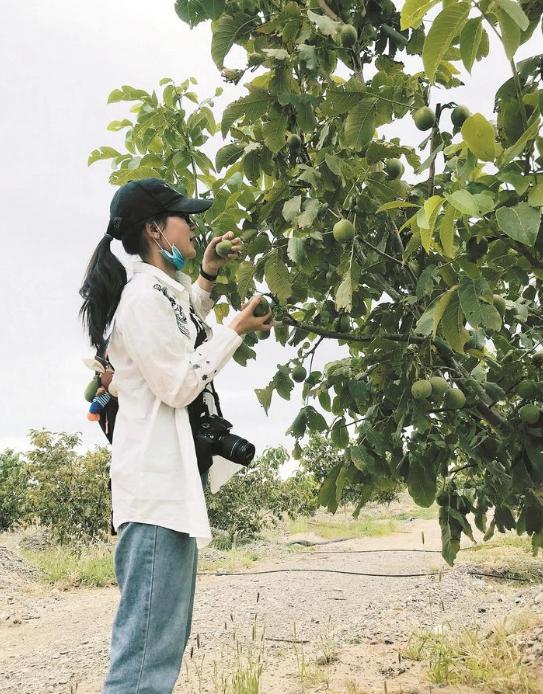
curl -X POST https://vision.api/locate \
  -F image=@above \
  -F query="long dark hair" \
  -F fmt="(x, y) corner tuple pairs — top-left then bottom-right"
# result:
(79, 213), (168, 351)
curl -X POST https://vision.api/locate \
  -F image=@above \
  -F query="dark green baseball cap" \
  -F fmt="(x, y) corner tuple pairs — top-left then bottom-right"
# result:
(106, 178), (213, 239)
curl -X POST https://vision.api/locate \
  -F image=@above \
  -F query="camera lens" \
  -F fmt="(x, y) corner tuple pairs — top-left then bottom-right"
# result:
(218, 434), (255, 466)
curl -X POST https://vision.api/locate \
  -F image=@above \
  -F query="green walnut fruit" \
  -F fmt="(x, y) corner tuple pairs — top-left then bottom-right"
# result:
(284, 0), (301, 18)
(411, 379), (432, 400)
(413, 106), (436, 131)
(384, 158), (404, 180)
(332, 218), (355, 243)
(519, 403), (541, 424)
(451, 105), (470, 128)
(292, 364), (307, 382)
(532, 352), (543, 366)
(339, 24), (358, 47)
(464, 332), (485, 351)
(444, 387), (466, 409)
(241, 228), (258, 242)
(253, 297), (271, 318)
(517, 380), (537, 399)
(287, 133), (302, 151)
(334, 314), (351, 332)
(466, 236), (489, 262)
(429, 376), (449, 398)
(216, 239), (233, 258)
(84, 376), (101, 402)
(493, 294), (506, 316)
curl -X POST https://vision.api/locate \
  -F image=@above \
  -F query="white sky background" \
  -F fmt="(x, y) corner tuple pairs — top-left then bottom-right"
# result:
(1, 1), (539, 475)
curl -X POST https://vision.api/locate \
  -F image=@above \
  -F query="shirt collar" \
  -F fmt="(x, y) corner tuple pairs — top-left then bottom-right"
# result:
(131, 259), (191, 295)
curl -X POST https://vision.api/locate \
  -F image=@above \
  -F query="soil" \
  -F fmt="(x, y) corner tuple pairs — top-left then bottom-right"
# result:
(1, 506), (543, 694)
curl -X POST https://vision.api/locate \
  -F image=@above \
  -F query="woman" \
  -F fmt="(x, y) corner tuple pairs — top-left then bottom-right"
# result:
(78, 177), (272, 694)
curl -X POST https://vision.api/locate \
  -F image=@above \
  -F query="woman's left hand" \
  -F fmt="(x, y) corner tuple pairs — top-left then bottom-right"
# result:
(201, 231), (243, 274)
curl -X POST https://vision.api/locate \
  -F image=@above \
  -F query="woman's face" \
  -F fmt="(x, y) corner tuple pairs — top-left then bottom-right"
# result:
(160, 213), (198, 260)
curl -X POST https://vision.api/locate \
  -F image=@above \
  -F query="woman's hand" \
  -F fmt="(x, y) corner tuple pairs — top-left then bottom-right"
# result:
(228, 294), (275, 337)
(201, 231), (242, 275)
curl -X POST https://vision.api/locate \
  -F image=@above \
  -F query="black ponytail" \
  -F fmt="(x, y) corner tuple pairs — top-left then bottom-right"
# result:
(78, 214), (168, 352)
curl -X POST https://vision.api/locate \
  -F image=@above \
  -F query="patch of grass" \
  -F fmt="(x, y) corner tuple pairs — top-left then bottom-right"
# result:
(389, 504), (439, 521)
(19, 543), (116, 589)
(458, 533), (543, 583)
(198, 547), (261, 573)
(401, 610), (543, 693)
(284, 514), (399, 540)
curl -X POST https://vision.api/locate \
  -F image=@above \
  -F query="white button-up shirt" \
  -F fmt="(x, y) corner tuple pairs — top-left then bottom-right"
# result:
(106, 258), (244, 548)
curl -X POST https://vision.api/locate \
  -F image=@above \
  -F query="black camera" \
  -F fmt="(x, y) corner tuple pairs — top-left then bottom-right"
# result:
(192, 413), (256, 474)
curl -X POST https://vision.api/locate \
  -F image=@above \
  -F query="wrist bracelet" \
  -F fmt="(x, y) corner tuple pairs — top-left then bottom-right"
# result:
(199, 263), (218, 281)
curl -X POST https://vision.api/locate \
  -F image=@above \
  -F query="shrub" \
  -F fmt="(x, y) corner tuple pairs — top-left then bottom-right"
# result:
(0, 448), (31, 531)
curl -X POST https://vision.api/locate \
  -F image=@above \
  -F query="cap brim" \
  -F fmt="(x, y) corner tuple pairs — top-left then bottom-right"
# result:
(167, 197), (214, 214)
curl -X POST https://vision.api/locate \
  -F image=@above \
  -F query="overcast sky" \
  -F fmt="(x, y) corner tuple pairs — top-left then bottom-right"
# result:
(1, 1), (539, 473)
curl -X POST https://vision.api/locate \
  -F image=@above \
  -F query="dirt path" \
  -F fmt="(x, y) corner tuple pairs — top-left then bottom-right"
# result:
(1, 517), (542, 694)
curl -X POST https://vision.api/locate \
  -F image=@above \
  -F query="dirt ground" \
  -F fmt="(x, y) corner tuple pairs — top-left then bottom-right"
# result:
(1, 506), (543, 694)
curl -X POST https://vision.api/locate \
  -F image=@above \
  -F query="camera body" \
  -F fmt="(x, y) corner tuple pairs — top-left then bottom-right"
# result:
(192, 413), (256, 474)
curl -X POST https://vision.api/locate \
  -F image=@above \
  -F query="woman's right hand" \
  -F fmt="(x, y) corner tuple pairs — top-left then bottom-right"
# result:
(228, 293), (274, 336)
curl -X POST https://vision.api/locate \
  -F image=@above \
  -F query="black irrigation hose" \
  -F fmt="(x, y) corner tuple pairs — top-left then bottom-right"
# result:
(299, 548), (443, 554)
(199, 567), (445, 578)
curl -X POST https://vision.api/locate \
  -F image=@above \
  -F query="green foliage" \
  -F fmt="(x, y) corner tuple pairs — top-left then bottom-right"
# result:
(204, 445), (318, 545)
(92, 0), (543, 567)
(0, 449), (31, 531)
(24, 430), (112, 546)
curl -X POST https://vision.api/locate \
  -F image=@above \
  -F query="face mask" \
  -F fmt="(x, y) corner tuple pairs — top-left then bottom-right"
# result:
(153, 225), (186, 271)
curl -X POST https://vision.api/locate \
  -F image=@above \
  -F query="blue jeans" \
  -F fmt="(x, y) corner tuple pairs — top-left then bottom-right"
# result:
(102, 470), (209, 693)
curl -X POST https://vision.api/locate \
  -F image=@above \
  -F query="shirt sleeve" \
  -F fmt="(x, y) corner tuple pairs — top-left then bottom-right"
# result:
(119, 287), (243, 409)
(190, 280), (216, 320)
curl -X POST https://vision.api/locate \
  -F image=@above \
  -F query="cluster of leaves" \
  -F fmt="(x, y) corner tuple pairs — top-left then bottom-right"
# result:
(204, 444), (319, 544)
(91, 0), (543, 564)
(0, 431), (323, 547)
(0, 430), (112, 546)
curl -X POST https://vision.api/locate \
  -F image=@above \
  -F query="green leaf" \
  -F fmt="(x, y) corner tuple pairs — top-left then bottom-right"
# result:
(441, 291), (470, 353)
(221, 91), (271, 137)
(307, 9), (341, 37)
(422, 2), (471, 84)
(335, 269), (353, 313)
(444, 190), (479, 217)
(528, 183), (543, 207)
(286, 409), (307, 438)
(497, 8), (520, 60)
(439, 204), (457, 257)
(107, 119), (133, 132)
(320, 90), (363, 118)
(494, 0), (529, 30)
(88, 147), (122, 166)
(344, 98), (378, 150)
(305, 406), (328, 432)
(282, 196), (302, 223)
(461, 113), (496, 161)
(376, 200), (420, 213)
(287, 237), (307, 265)
(255, 384), (273, 415)
(331, 418), (349, 448)
(215, 143), (245, 171)
(408, 459), (437, 507)
(297, 199), (321, 228)
(459, 17), (483, 73)
(414, 287), (456, 338)
(400, 0), (440, 30)
(274, 369), (294, 400)
(236, 261), (256, 299)
(498, 112), (541, 167)
(458, 277), (502, 330)
(317, 463), (342, 512)
(264, 250), (293, 304)
(495, 202), (542, 247)
(262, 113), (288, 154)
(211, 14), (240, 68)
